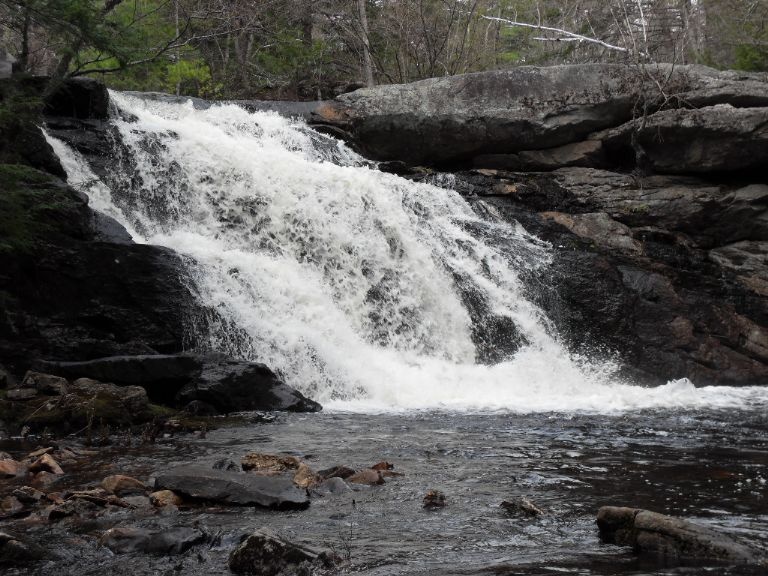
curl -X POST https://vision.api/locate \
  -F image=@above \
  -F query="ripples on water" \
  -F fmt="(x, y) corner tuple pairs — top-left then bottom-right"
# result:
(5, 409), (759, 576)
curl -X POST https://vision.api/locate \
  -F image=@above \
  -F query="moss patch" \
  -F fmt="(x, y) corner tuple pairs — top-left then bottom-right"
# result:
(0, 164), (88, 254)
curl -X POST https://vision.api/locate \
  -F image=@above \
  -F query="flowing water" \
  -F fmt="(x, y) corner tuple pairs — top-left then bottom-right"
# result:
(31, 93), (768, 574)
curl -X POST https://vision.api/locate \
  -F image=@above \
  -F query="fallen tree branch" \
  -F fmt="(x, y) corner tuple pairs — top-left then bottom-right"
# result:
(481, 15), (628, 53)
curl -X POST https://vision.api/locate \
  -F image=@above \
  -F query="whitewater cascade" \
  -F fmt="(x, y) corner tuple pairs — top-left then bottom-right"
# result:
(47, 93), (768, 412)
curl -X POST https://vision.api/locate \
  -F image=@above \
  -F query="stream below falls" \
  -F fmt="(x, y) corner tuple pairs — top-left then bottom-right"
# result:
(3, 409), (767, 575)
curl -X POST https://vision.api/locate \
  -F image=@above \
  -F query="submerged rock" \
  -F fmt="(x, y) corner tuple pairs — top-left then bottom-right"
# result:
(596, 506), (765, 565)
(423, 490), (446, 509)
(347, 468), (384, 485)
(501, 497), (544, 517)
(0, 530), (47, 567)
(229, 528), (334, 575)
(100, 526), (206, 555)
(154, 465), (310, 509)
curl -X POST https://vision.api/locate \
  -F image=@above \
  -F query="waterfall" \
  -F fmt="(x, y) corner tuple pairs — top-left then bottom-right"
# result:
(46, 92), (768, 412)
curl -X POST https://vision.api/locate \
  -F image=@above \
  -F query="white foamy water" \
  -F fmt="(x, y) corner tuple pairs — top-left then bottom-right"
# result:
(45, 93), (768, 413)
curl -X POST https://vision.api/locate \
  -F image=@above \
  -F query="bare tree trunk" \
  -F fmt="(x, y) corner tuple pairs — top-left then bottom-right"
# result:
(357, 0), (374, 86)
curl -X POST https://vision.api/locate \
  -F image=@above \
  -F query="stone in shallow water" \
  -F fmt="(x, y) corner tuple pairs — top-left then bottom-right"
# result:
(501, 497), (544, 517)
(229, 528), (334, 575)
(100, 526), (206, 555)
(101, 474), (147, 496)
(596, 506), (765, 566)
(154, 465), (309, 509)
(0, 530), (47, 567)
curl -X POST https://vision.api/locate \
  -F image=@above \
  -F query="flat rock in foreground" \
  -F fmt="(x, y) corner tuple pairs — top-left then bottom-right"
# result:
(154, 465), (310, 510)
(597, 506), (765, 566)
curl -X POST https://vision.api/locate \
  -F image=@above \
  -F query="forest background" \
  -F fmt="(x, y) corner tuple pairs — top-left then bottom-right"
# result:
(1, 0), (767, 100)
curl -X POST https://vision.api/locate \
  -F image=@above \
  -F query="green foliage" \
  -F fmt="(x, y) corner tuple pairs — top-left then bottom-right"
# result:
(734, 44), (768, 72)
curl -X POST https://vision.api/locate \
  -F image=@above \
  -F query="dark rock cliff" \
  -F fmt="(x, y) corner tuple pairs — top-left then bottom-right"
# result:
(0, 77), (203, 378)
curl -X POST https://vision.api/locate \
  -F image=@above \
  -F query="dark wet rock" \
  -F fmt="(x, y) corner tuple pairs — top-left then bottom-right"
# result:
(5, 388), (38, 400)
(596, 506), (764, 565)
(475, 140), (607, 172)
(181, 399), (218, 416)
(0, 173), (204, 379)
(35, 355), (199, 404)
(0, 530), (47, 567)
(21, 371), (68, 395)
(501, 497), (544, 517)
(229, 527), (334, 575)
(100, 526), (206, 555)
(154, 465), (310, 509)
(48, 498), (101, 521)
(101, 475), (148, 496)
(423, 490), (446, 509)
(12, 486), (45, 504)
(0, 365), (9, 388)
(594, 104), (768, 174)
(310, 477), (352, 497)
(317, 465), (356, 481)
(212, 458), (240, 472)
(44, 77), (110, 120)
(0, 496), (24, 517)
(176, 357), (322, 414)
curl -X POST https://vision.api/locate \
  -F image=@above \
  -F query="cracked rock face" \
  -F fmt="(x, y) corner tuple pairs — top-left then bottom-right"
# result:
(314, 64), (768, 169)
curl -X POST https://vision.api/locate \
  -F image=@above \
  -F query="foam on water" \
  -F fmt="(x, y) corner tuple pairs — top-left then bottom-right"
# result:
(45, 93), (768, 413)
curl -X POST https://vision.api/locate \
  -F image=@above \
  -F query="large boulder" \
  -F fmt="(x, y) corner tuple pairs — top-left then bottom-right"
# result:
(176, 357), (321, 413)
(596, 506), (765, 566)
(313, 64), (768, 168)
(154, 465), (310, 509)
(100, 526), (206, 555)
(33, 354), (321, 412)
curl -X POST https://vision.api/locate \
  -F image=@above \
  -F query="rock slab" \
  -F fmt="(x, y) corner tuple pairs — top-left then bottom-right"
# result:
(154, 465), (310, 509)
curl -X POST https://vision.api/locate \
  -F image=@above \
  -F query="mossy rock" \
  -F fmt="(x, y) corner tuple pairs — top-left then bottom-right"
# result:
(0, 390), (177, 434)
(0, 164), (90, 254)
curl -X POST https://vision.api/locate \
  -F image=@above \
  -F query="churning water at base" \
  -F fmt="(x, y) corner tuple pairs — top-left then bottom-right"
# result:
(46, 93), (768, 413)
